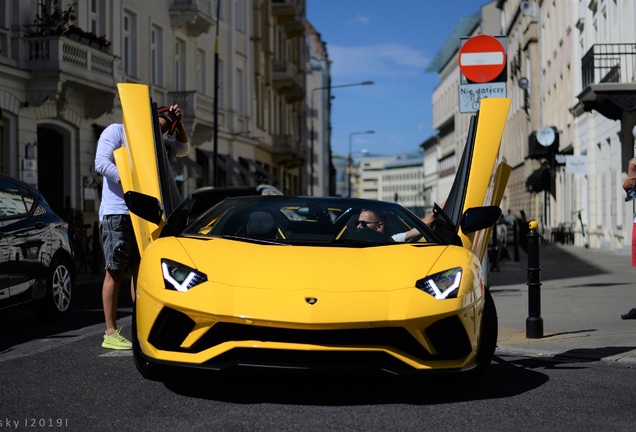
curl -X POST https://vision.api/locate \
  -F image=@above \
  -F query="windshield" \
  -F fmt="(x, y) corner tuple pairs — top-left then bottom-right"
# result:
(183, 196), (440, 246)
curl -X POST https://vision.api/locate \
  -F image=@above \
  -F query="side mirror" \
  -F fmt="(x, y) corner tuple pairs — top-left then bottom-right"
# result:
(461, 206), (502, 234)
(124, 191), (163, 225)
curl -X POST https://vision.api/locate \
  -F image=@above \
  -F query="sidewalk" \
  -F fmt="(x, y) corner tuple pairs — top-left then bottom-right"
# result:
(491, 242), (636, 363)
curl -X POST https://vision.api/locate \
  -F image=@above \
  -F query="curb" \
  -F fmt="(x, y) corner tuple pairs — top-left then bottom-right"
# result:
(496, 345), (636, 365)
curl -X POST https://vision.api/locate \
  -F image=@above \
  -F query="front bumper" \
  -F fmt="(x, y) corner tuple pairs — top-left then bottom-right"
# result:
(134, 283), (485, 375)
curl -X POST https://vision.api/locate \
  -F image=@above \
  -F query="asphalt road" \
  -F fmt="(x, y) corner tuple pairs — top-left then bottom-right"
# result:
(1, 271), (636, 432)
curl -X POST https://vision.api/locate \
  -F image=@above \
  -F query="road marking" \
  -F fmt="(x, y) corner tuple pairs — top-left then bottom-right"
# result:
(99, 350), (133, 357)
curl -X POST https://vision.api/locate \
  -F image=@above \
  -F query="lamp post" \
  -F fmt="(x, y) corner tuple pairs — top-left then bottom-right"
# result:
(212, 0), (221, 187)
(310, 80), (374, 196)
(348, 130), (375, 197)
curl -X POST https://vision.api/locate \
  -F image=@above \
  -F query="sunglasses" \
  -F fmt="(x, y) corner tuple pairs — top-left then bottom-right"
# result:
(357, 220), (380, 228)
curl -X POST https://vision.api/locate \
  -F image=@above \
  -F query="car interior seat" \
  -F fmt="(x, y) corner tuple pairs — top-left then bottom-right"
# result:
(245, 211), (278, 240)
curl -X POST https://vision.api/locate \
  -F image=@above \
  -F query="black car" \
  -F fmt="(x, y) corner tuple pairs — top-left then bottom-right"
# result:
(0, 174), (75, 319)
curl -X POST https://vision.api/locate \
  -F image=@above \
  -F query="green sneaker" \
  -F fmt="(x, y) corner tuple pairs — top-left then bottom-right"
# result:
(102, 327), (132, 350)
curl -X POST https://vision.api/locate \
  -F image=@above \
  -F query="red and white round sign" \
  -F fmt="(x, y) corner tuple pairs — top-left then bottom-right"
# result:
(458, 35), (506, 83)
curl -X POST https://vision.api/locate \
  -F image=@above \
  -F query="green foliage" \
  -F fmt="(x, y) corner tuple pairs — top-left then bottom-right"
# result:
(33, 0), (77, 36)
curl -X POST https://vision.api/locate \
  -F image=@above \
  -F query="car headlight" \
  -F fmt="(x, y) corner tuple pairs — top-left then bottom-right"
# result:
(415, 267), (462, 299)
(161, 258), (207, 292)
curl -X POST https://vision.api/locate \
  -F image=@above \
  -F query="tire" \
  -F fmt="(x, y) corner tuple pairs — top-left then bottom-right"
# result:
(35, 256), (74, 320)
(470, 289), (498, 378)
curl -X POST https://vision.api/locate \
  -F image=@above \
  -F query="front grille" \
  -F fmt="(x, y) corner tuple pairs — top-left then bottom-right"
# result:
(148, 307), (472, 362)
(206, 348), (408, 373)
(193, 323), (432, 359)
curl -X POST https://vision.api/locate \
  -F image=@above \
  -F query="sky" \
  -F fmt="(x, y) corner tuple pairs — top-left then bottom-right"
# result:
(306, 0), (487, 158)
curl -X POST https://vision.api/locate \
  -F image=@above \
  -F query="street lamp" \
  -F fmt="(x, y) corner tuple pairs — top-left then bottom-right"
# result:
(348, 130), (375, 197)
(212, 0), (221, 187)
(310, 80), (374, 196)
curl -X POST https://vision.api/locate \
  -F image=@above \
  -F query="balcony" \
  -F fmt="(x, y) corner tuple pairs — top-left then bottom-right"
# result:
(169, 90), (216, 146)
(23, 34), (116, 117)
(574, 43), (636, 120)
(170, 0), (215, 37)
(272, 134), (304, 167)
(581, 43), (636, 89)
(272, 0), (299, 20)
(272, 60), (304, 101)
(272, 0), (305, 36)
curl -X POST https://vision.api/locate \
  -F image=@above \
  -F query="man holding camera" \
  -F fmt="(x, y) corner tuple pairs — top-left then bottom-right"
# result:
(94, 104), (190, 349)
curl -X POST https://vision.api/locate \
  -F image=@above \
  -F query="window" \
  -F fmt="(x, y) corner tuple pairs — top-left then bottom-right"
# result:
(236, 68), (245, 116)
(196, 48), (206, 93)
(123, 10), (137, 77)
(439, 153), (456, 176)
(234, 1), (244, 32)
(0, 0), (8, 57)
(89, 0), (103, 35)
(0, 0), (7, 27)
(255, 76), (263, 128)
(175, 38), (186, 91)
(151, 25), (163, 86)
(0, 179), (33, 218)
(38, 0), (54, 18)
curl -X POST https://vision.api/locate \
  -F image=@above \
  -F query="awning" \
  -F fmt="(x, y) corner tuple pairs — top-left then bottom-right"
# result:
(239, 156), (276, 184)
(196, 149), (256, 186)
(526, 166), (551, 193)
(171, 155), (202, 180)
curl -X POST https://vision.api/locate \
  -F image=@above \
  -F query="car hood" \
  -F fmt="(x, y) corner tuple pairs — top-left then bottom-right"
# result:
(142, 236), (478, 293)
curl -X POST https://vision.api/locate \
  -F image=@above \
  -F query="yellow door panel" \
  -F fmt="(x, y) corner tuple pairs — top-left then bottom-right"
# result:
(116, 83), (166, 254)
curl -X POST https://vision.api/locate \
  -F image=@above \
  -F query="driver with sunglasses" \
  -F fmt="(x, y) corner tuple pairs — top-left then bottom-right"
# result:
(357, 201), (444, 242)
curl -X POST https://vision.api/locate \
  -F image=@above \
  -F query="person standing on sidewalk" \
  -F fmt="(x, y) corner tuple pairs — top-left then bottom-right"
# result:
(621, 156), (636, 319)
(95, 104), (190, 349)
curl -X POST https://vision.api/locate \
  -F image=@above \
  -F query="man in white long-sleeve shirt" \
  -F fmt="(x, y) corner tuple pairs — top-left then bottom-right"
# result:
(95, 104), (190, 350)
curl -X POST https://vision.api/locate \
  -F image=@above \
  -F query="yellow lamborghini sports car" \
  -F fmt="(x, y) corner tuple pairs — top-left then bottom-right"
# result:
(115, 83), (511, 381)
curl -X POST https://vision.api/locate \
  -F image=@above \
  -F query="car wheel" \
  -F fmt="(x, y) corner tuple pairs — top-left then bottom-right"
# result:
(132, 302), (168, 381)
(471, 289), (498, 378)
(35, 256), (73, 320)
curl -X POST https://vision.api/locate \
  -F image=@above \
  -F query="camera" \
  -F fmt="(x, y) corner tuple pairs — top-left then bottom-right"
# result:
(158, 106), (178, 122)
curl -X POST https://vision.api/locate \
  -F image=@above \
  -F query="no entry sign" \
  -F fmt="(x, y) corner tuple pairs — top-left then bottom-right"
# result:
(459, 35), (506, 83)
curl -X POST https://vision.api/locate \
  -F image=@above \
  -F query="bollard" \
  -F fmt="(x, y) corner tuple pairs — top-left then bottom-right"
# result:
(526, 220), (543, 338)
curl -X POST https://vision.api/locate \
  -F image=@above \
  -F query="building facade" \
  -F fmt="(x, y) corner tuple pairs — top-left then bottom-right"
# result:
(424, 0), (636, 255)
(0, 0), (308, 227)
(497, 0), (636, 253)
(305, 19), (331, 197)
(380, 154), (425, 216)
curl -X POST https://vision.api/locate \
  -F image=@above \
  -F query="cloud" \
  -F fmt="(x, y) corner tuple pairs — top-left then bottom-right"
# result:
(349, 13), (370, 25)
(327, 43), (430, 79)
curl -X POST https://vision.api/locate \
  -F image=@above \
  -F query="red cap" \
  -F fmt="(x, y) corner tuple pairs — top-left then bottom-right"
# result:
(157, 106), (178, 135)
